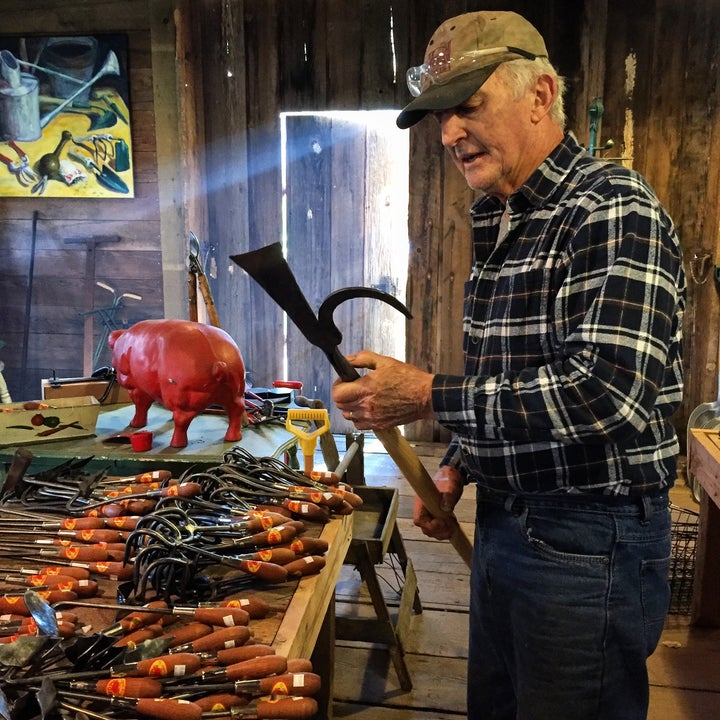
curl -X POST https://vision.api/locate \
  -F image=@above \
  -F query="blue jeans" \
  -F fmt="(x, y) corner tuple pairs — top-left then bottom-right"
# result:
(467, 491), (671, 720)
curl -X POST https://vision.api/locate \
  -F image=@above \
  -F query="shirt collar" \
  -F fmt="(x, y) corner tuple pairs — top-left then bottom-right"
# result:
(470, 133), (585, 216)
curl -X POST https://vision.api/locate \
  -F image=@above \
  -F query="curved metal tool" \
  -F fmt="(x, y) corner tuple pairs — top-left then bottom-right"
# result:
(231, 242), (474, 567)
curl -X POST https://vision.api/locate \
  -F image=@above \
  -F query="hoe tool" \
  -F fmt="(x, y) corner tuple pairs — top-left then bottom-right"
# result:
(231, 242), (473, 567)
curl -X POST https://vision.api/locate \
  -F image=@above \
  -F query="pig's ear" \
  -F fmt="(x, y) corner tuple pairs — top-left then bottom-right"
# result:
(108, 329), (125, 348)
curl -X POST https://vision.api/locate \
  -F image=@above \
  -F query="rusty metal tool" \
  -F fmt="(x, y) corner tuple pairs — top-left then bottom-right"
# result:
(231, 242), (473, 567)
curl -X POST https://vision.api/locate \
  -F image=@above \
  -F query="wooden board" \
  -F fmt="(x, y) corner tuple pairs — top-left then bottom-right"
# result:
(272, 512), (352, 659)
(687, 428), (720, 626)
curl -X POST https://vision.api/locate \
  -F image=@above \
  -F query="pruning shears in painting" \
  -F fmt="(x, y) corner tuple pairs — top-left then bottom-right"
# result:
(0, 141), (40, 188)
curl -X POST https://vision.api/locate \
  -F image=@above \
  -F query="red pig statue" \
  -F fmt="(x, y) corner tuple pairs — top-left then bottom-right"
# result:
(108, 319), (247, 448)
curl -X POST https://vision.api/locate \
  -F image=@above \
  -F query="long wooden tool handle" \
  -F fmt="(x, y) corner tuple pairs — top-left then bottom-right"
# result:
(330, 348), (473, 568)
(197, 274), (221, 328)
(374, 426), (473, 568)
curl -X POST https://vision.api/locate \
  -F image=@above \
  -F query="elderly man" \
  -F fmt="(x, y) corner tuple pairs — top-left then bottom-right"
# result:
(332, 10), (685, 720)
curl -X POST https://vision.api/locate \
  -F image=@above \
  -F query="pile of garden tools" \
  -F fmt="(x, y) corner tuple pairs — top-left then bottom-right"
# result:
(0, 443), (360, 719)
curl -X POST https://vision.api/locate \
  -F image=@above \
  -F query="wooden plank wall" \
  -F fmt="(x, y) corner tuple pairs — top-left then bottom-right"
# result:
(0, 0), (165, 401)
(197, 0), (584, 441)
(597, 0), (720, 446)
(198, 0), (720, 445)
(0, 0), (718, 454)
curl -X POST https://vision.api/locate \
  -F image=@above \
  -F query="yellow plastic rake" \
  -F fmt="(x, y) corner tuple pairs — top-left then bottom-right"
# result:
(285, 408), (330, 475)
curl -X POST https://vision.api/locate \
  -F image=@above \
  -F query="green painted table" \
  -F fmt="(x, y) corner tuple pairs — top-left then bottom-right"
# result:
(0, 402), (300, 476)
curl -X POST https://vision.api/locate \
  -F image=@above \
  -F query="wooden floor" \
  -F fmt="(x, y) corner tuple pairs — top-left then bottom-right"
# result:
(330, 439), (720, 719)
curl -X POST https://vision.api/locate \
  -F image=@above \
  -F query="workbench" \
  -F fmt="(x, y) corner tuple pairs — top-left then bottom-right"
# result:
(0, 402), (300, 474)
(0, 402), (353, 719)
(686, 428), (720, 625)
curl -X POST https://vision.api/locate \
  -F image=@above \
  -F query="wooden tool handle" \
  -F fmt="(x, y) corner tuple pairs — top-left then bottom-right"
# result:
(197, 273), (221, 328)
(254, 696), (318, 719)
(134, 698), (202, 720)
(330, 349), (473, 567)
(2, 447), (33, 497)
(374, 426), (473, 568)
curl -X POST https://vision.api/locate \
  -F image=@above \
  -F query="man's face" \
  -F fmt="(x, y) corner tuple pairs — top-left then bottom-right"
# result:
(436, 70), (540, 200)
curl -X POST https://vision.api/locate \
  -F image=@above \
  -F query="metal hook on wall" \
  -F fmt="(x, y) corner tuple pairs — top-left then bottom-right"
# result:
(689, 248), (713, 285)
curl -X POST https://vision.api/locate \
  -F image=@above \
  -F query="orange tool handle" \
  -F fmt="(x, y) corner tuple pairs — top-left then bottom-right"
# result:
(114, 470), (172, 484)
(83, 503), (125, 518)
(34, 565), (90, 580)
(193, 693), (249, 712)
(112, 601), (169, 632)
(273, 380), (303, 389)
(8, 618), (76, 638)
(246, 510), (294, 526)
(236, 672), (322, 697)
(20, 575), (98, 598)
(281, 499), (329, 522)
(286, 658), (313, 673)
(103, 482), (164, 497)
(57, 529), (123, 544)
(203, 653), (286, 681)
(113, 624), (164, 648)
(41, 545), (108, 562)
(118, 499), (157, 515)
(283, 555), (326, 578)
(286, 487), (344, 508)
(162, 621), (213, 649)
(103, 515), (143, 530)
(327, 485), (363, 507)
(174, 625), (251, 654)
(74, 677), (163, 698)
(213, 596), (270, 620)
(133, 698), (202, 720)
(0, 590), (75, 615)
(241, 547), (296, 565)
(283, 536), (329, 556)
(73, 561), (134, 580)
(253, 696), (318, 719)
(237, 560), (288, 584)
(55, 517), (106, 530)
(189, 606), (250, 627)
(132, 652), (202, 677)
(213, 643), (276, 667)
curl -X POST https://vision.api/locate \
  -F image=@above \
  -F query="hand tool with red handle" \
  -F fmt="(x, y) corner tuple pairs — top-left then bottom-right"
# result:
(170, 625), (251, 655)
(59, 696), (202, 720)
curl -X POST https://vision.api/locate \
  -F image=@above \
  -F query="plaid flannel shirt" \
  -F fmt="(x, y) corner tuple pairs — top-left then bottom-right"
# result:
(433, 134), (685, 496)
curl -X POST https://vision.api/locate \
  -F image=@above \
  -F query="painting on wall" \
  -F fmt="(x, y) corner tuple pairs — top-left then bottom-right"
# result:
(0, 34), (133, 198)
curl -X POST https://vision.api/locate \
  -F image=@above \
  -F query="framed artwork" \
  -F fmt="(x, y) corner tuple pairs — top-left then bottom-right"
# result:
(0, 34), (133, 198)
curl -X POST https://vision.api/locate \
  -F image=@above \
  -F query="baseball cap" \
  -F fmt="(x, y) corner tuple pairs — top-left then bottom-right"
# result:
(396, 11), (548, 129)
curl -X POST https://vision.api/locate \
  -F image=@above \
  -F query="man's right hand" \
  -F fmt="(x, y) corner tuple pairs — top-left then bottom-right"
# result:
(413, 465), (465, 540)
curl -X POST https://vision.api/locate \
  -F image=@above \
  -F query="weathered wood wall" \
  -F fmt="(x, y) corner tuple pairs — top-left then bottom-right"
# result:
(197, 0), (584, 438)
(594, 0), (720, 451)
(0, 0), (163, 400)
(1, 0), (718, 453)
(198, 0), (720, 445)
(0, 0), (184, 401)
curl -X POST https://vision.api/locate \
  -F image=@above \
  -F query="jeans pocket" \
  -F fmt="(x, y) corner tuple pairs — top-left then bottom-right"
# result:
(641, 554), (671, 655)
(522, 508), (612, 567)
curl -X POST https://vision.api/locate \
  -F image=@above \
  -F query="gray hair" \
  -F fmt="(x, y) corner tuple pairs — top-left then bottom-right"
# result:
(494, 57), (566, 129)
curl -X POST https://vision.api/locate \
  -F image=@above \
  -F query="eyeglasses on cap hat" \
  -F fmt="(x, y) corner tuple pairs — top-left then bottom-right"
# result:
(397, 11), (548, 129)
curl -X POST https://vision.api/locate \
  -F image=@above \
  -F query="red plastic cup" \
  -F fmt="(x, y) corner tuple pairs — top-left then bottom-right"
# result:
(130, 431), (153, 452)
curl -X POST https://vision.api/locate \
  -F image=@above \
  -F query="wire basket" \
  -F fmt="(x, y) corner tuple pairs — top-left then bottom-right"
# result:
(668, 503), (699, 614)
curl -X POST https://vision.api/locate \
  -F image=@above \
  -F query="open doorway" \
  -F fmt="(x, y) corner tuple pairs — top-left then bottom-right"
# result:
(280, 110), (409, 430)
